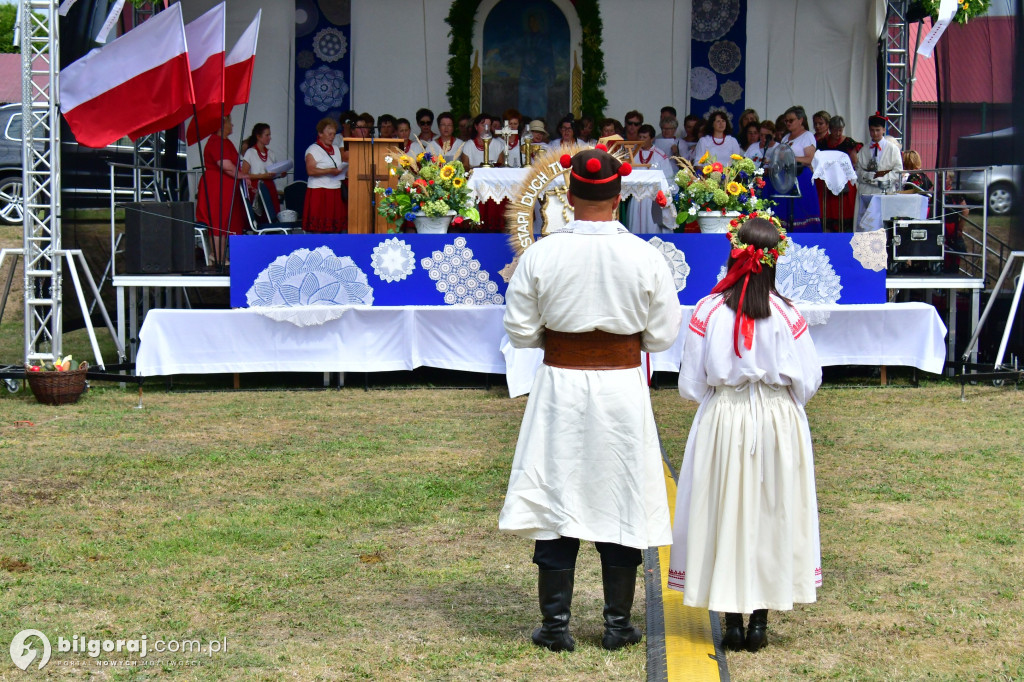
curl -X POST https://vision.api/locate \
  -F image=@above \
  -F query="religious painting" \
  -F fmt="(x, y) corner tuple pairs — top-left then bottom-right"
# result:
(481, 0), (570, 130)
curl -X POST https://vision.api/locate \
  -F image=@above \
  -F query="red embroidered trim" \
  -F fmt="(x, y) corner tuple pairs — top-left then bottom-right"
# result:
(770, 297), (808, 339)
(688, 296), (726, 337)
(667, 568), (686, 589)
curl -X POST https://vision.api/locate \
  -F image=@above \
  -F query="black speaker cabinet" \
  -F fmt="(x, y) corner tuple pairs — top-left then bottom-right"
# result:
(124, 201), (196, 274)
(892, 220), (944, 261)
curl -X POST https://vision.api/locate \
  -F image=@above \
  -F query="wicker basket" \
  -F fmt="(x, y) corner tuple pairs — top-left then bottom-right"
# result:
(26, 361), (89, 406)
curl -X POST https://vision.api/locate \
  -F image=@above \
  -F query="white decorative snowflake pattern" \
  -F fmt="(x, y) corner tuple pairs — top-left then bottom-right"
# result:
(708, 40), (742, 74)
(850, 230), (887, 272)
(692, 0), (740, 41)
(313, 27), (347, 63)
(420, 236), (504, 305)
(777, 240), (842, 325)
(648, 237), (691, 292)
(300, 65), (349, 112)
(720, 80), (744, 105)
(246, 246), (373, 307)
(371, 237), (415, 283)
(690, 67), (718, 101)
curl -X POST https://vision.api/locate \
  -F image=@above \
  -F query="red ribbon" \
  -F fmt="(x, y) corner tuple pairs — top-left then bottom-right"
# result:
(710, 245), (764, 357)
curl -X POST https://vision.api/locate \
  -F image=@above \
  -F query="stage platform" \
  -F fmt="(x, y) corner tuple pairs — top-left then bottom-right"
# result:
(135, 303), (947, 396)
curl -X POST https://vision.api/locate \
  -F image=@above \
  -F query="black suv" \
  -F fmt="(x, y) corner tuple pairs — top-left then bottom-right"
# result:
(0, 102), (187, 225)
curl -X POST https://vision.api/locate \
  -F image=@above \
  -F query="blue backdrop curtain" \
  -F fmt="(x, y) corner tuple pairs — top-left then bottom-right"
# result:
(688, 0), (747, 127)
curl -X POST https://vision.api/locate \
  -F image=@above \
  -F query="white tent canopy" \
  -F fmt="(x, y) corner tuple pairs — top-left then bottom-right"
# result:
(181, 0), (886, 169)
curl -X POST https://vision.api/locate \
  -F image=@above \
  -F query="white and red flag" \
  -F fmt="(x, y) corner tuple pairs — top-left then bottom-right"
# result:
(186, 9), (261, 145)
(59, 3), (194, 148)
(184, 2), (225, 114)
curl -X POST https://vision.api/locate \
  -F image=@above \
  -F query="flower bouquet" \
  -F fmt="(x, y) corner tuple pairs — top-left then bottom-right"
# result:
(25, 355), (89, 405)
(374, 151), (480, 231)
(672, 151), (770, 231)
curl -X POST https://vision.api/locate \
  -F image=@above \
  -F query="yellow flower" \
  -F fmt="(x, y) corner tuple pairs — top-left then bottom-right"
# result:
(390, 168), (396, 176)
(727, 182), (743, 196)
(452, 177), (465, 188)
(399, 155), (413, 167)
(730, 154), (744, 161)
(702, 165), (713, 175)
(417, 152), (425, 163)
(698, 151), (710, 164)
(440, 164), (455, 180)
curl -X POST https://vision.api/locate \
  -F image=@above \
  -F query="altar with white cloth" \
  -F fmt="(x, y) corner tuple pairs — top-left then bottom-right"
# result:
(468, 167), (671, 204)
(136, 303), (947, 396)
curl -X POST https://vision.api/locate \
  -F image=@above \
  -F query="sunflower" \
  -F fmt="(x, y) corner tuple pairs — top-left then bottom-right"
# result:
(702, 165), (714, 175)
(399, 155), (413, 168)
(726, 181), (743, 196)
(730, 154), (744, 161)
(452, 177), (465, 188)
(698, 150), (710, 164)
(417, 152), (425, 163)
(439, 164), (456, 180)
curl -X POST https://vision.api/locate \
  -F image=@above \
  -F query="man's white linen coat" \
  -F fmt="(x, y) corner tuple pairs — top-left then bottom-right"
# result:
(498, 220), (682, 549)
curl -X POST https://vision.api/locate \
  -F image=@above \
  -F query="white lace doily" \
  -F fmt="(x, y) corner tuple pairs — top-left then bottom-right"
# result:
(300, 65), (349, 112)
(648, 237), (691, 292)
(690, 66), (718, 100)
(850, 230), (888, 272)
(371, 237), (415, 283)
(246, 246), (373, 307)
(692, 0), (740, 41)
(313, 27), (347, 63)
(249, 305), (351, 327)
(812, 151), (857, 195)
(777, 240), (843, 324)
(719, 80), (743, 104)
(420, 237), (504, 306)
(708, 40), (742, 74)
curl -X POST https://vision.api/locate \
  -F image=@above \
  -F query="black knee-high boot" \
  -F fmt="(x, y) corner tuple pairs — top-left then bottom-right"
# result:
(532, 569), (576, 652)
(600, 564), (643, 650)
(722, 612), (745, 651)
(746, 609), (768, 652)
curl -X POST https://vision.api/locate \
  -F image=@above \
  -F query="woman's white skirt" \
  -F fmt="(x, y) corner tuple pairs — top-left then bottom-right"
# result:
(668, 383), (821, 613)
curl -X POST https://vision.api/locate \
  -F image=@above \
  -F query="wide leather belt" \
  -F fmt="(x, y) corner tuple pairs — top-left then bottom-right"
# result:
(543, 329), (642, 370)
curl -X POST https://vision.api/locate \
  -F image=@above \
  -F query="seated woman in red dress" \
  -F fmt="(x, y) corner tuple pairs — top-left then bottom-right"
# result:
(815, 115), (862, 232)
(196, 116), (248, 262)
(303, 118), (347, 233)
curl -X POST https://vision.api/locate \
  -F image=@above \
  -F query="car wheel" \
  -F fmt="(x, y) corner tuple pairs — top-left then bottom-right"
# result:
(0, 174), (24, 226)
(988, 182), (1015, 215)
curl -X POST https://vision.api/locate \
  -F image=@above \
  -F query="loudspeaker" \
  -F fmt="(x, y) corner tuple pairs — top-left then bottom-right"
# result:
(124, 202), (173, 274)
(124, 201), (197, 274)
(168, 201), (196, 272)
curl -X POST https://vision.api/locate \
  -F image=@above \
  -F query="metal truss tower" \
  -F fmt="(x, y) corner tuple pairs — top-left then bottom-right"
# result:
(20, 0), (62, 365)
(884, 0), (910, 147)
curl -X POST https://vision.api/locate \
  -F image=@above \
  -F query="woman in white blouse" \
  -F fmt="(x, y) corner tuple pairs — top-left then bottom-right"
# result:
(776, 105), (821, 231)
(693, 111), (744, 164)
(303, 118), (347, 233)
(240, 123), (286, 215)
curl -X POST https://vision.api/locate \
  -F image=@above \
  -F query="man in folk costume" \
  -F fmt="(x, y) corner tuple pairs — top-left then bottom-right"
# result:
(856, 112), (903, 197)
(500, 147), (682, 652)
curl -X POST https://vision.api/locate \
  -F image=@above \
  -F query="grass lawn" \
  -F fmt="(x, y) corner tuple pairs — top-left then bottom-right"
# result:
(1, 381), (1022, 681)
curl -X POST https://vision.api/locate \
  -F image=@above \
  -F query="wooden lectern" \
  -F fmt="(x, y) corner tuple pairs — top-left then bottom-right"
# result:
(344, 137), (401, 233)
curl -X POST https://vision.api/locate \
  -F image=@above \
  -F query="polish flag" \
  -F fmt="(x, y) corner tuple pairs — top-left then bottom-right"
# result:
(60, 4), (195, 149)
(184, 3), (225, 112)
(186, 10), (261, 145)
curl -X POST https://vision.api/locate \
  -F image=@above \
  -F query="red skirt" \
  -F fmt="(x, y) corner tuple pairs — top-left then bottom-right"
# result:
(303, 186), (347, 233)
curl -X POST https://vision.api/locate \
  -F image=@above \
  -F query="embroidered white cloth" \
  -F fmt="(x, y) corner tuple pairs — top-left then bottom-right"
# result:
(467, 168), (671, 204)
(811, 151), (857, 195)
(249, 304), (350, 327)
(856, 193), (929, 232)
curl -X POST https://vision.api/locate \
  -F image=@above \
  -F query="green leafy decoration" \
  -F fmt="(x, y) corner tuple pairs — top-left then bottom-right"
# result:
(445, 0), (607, 121)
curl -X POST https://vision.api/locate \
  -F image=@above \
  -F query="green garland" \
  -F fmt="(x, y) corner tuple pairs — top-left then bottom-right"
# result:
(445, 0), (607, 121)
(912, 0), (991, 24)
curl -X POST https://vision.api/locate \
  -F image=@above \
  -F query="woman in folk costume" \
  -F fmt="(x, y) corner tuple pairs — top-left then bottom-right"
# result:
(500, 146), (682, 653)
(668, 216), (823, 653)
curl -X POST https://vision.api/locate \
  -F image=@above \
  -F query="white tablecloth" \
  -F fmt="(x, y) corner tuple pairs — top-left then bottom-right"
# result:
(857, 193), (930, 232)
(468, 167), (670, 204)
(137, 303), (947, 396)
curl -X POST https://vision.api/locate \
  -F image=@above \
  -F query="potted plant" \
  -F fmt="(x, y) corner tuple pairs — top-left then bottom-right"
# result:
(25, 355), (89, 405)
(374, 151), (480, 233)
(672, 151), (770, 233)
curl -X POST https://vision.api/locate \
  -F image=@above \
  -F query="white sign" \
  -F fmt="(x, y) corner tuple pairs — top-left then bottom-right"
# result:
(917, 0), (958, 58)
